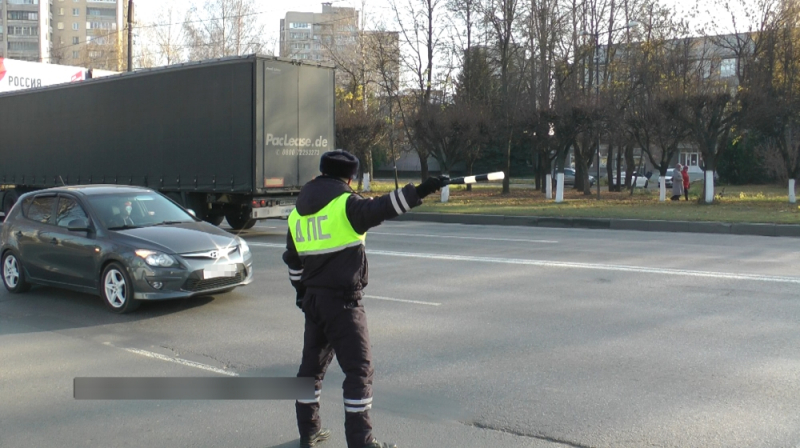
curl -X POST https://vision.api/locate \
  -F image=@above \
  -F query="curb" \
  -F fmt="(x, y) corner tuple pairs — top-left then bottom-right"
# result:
(394, 213), (800, 238)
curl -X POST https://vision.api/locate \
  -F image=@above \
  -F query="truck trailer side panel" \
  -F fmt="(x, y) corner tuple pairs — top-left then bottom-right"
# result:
(0, 59), (255, 192)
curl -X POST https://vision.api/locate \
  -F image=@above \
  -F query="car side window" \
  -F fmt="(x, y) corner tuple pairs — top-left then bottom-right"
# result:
(56, 197), (89, 229)
(20, 197), (34, 216)
(25, 196), (56, 224)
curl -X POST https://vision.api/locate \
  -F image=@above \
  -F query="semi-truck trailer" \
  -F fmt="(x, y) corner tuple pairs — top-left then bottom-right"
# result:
(0, 55), (334, 230)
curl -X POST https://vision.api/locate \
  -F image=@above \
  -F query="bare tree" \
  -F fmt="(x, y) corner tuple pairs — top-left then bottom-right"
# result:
(389, 0), (451, 181)
(485, 0), (525, 193)
(148, 3), (190, 65)
(183, 0), (265, 61)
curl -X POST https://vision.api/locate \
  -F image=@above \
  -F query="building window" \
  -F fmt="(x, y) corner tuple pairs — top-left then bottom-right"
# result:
(8, 41), (39, 51)
(6, 0), (39, 4)
(72, 36), (79, 44)
(87, 7), (116, 17)
(57, 22), (64, 30)
(72, 51), (79, 58)
(290, 22), (310, 29)
(720, 58), (736, 78)
(8, 26), (37, 35)
(8, 11), (39, 20)
(72, 22), (79, 30)
(72, 8), (80, 16)
(86, 35), (108, 44)
(87, 21), (115, 30)
(59, 8), (64, 15)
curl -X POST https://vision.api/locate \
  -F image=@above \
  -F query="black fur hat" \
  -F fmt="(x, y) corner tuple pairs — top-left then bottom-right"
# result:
(320, 150), (359, 179)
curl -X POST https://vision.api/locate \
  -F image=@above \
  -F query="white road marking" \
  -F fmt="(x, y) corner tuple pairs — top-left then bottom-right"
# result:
(104, 343), (238, 376)
(369, 232), (558, 244)
(364, 295), (441, 306)
(247, 242), (800, 284)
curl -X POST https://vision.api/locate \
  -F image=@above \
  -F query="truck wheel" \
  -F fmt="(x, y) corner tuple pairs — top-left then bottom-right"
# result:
(225, 208), (256, 230)
(3, 190), (19, 216)
(204, 214), (225, 226)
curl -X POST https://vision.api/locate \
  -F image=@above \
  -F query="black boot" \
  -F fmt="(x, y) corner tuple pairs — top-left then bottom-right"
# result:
(365, 439), (397, 448)
(299, 428), (331, 448)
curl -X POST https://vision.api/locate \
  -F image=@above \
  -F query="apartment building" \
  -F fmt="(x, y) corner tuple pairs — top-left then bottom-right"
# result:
(279, 2), (359, 63)
(1, 0), (125, 70)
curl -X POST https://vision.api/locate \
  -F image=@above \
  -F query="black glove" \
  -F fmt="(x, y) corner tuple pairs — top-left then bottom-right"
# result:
(295, 288), (306, 310)
(415, 176), (445, 199)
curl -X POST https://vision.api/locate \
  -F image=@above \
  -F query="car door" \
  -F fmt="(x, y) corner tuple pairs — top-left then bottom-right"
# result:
(47, 195), (99, 288)
(17, 194), (58, 281)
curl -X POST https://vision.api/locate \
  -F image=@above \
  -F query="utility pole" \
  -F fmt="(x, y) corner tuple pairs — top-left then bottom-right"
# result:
(127, 0), (134, 72)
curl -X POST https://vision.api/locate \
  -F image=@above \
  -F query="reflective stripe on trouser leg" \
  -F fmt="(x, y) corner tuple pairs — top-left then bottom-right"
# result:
(344, 396), (373, 413)
(297, 389), (321, 405)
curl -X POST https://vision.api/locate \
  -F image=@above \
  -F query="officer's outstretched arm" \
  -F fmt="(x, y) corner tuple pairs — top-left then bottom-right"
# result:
(346, 177), (444, 234)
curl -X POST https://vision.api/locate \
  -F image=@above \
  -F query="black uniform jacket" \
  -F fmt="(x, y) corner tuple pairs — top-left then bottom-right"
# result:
(283, 175), (422, 299)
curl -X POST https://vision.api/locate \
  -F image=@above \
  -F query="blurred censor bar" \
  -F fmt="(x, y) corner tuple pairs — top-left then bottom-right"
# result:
(74, 377), (315, 400)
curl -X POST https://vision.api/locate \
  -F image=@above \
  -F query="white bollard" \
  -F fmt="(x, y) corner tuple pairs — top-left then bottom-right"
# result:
(790, 179), (796, 204)
(363, 173), (371, 192)
(440, 185), (450, 203)
(659, 177), (666, 202)
(555, 173), (564, 203)
(546, 174), (552, 199)
(705, 171), (714, 203)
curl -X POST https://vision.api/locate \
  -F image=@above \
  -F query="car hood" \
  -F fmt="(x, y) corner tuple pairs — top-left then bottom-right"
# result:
(111, 222), (239, 255)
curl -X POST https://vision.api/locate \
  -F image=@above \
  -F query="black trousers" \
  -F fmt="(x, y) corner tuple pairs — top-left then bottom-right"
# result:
(296, 293), (374, 448)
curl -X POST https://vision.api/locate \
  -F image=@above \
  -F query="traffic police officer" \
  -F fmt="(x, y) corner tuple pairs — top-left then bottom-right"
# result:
(283, 150), (443, 448)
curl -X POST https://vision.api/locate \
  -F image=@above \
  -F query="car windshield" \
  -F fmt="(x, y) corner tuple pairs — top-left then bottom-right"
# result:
(87, 192), (195, 230)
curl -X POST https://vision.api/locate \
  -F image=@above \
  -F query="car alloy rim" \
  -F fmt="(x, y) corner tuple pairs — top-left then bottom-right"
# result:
(104, 269), (127, 308)
(4, 256), (19, 288)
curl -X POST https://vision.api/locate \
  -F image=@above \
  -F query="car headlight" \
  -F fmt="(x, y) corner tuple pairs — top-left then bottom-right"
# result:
(135, 250), (177, 267)
(238, 238), (250, 255)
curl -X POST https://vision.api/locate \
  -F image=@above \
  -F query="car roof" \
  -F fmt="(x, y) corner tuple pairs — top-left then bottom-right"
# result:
(26, 185), (155, 197)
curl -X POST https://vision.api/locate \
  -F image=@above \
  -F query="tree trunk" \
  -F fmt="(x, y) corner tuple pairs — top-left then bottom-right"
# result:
(615, 144), (623, 190)
(503, 133), (512, 194)
(624, 144), (635, 188)
(574, 150), (584, 191)
(419, 151), (430, 182)
(606, 143), (615, 192)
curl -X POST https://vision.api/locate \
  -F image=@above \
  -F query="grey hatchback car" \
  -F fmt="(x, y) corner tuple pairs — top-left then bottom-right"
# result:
(1, 185), (253, 313)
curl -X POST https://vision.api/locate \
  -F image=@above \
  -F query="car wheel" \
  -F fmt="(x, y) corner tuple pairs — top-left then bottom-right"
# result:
(100, 262), (140, 313)
(2, 251), (31, 293)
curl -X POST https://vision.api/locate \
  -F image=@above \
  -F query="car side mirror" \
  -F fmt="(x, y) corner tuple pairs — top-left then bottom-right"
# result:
(67, 218), (91, 232)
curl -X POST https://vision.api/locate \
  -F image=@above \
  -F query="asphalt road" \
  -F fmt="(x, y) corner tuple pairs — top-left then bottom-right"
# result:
(2, 220), (800, 448)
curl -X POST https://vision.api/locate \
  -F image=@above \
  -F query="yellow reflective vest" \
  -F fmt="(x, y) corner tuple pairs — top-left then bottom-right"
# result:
(288, 192), (366, 256)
